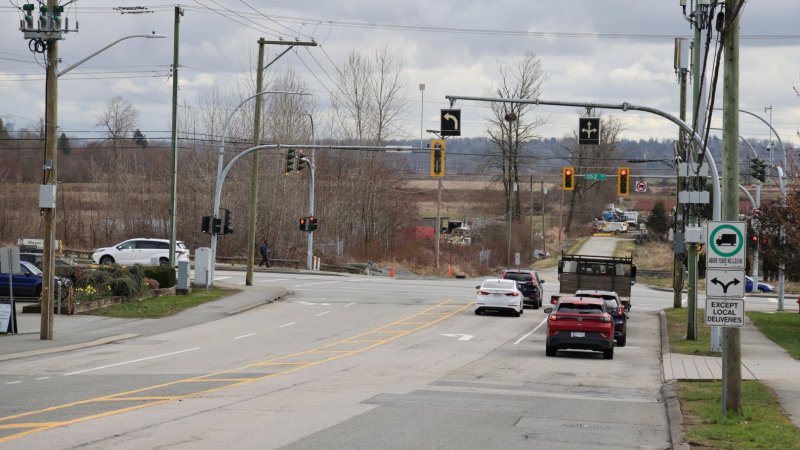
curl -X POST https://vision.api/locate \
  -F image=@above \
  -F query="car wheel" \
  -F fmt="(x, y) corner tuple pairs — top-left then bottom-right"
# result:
(159, 257), (170, 266)
(99, 255), (115, 265)
(545, 345), (557, 357)
(474, 309), (481, 315)
(617, 334), (626, 347)
(533, 300), (539, 310)
(513, 309), (521, 317)
(603, 347), (614, 359)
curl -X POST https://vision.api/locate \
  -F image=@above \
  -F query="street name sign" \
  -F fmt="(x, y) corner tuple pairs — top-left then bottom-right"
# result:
(704, 298), (744, 327)
(705, 269), (746, 298)
(584, 173), (607, 180)
(706, 221), (746, 269)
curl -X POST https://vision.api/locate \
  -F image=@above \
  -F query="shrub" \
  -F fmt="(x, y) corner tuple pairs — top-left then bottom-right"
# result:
(142, 277), (160, 290)
(143, 266), (176, 288)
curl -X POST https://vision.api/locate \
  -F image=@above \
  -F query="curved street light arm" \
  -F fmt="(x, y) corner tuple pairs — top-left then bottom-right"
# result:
(57, 33), (166, 77)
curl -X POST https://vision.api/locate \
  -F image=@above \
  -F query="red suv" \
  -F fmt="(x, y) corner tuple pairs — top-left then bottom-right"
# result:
(543, 297), (615, 359)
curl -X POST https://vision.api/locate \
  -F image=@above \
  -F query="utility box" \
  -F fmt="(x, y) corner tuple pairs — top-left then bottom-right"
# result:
(194, 247), (212, 287)
(39, 185), (56, 209)
(176, 260), (191, 295)
(684, 226), (706, 243)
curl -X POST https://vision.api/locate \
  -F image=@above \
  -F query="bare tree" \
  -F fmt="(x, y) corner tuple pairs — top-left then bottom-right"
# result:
(96, 96), (139, 159)
(485, 51), (548, 220)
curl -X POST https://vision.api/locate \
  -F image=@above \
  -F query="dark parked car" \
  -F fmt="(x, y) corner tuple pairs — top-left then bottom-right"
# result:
(500, 269), (545, 309)
(0, 260), (71, 301)
(574, 289), (627, 347)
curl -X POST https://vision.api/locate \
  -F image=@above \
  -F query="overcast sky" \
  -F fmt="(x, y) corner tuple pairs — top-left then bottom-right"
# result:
(1, 1), (799, 150)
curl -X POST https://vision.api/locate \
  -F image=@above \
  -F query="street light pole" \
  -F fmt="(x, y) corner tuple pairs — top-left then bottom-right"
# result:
(303, 113), (316, 271)
(39, 31), (165, 340)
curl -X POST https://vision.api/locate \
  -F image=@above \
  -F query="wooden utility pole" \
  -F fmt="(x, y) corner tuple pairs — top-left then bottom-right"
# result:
(40, 0), (59, 340)
(722, 0), (742, 413)
(245, 39), (267, 286)
(168, 6), (183, 267)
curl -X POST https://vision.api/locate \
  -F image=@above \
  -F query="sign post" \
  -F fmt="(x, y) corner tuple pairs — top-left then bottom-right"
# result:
(705, 221), (747, 415)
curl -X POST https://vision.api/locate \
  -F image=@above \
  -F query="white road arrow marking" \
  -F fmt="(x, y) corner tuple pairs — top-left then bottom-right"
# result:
(443, 113), (459, 129)
(441, 333), (474, 341)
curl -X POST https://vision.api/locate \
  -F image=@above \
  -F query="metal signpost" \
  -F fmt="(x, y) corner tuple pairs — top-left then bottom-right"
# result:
(705, 221), (747, 413)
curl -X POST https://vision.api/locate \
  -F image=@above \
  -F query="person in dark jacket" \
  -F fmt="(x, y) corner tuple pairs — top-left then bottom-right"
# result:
(258, 240), (270, 267)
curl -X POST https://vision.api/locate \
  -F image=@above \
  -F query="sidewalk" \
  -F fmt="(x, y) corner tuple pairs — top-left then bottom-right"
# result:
(660, 312), (800, 430)
(0, 282), (290, 362)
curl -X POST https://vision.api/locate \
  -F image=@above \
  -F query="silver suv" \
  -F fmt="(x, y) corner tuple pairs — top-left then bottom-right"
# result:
(92, 238), (190, 266)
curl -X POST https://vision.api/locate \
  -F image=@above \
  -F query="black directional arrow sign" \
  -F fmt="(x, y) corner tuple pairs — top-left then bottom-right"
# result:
(440, 109), (461, 136)
(578, 117), (600, 145)
(705, 268), (745, 298)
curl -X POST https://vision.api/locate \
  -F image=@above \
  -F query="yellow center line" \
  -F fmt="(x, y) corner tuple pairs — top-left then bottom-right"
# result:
(0, 299), (470, 443)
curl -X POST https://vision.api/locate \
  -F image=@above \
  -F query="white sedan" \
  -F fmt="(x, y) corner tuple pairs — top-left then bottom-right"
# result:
(474, 278), (524, 317)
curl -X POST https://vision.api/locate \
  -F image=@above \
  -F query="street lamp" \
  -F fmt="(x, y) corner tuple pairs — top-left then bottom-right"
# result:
(209, 90), (312, 284)
(38, 32), (165, 340)
(419, 83), (425, 151)
(301, 113), (315, 270)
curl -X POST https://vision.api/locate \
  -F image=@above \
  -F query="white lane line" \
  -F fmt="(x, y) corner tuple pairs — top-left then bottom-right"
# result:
(315, 311), (330, 317)
(767, 298), (778, 303)
(345, 302), (356, 307)
(6, 381), (22, 385)
(234, 333), (256, 340)
(514, 317), (548, 345)
(64, 347), (201, 376)
(214, 276), (231, 281)
(280, 322), (296, 328)
(35, 377), (50, 381)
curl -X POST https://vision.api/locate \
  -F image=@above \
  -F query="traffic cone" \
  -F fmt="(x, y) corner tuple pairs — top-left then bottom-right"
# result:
(390, 262), (395, 278)
(447, 264), (453, 278)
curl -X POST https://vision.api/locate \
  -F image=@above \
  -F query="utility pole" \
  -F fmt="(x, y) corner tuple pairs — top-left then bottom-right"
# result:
(40, 0), (59, 340)
(541, 179), (547, 257)
(245, 40), (316, 285)
(530, 174), (534, 260)
(168, 6), (183, 267)
(722, 0), (742, 414)
(674, 38), (689, 309)
(245, 39), (267, 286)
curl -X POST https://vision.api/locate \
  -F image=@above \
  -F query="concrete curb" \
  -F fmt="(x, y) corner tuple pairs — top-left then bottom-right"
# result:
(0, 334), (139, 362)
(660, 310), (688, 450)
(226, 290), (293, 316)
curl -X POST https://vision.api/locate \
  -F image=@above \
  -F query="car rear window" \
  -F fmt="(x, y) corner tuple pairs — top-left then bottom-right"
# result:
(502, 272), (531, 282)
(482, 280), (515, 290)
(557, 302), (604, 314)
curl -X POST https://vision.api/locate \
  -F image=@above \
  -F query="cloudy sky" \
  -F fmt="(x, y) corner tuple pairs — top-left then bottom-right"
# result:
(1, 1), (799, 149)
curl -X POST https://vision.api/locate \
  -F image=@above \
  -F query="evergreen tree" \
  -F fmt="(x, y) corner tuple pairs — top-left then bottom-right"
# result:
(646, 200), (670, 238)
(58, 132), (72, 155)
(133, 128), (147, 149)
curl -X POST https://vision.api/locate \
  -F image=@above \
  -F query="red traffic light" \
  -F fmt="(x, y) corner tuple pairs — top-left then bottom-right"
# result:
(565, 168), (572, 176)
(620, 168), (628, 176)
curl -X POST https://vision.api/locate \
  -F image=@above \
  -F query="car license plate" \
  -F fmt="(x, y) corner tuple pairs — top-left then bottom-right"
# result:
(571, 331), (585, 338)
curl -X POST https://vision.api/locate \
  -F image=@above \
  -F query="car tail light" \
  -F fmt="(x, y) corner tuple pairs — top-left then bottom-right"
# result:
(477, 290), (490, 296)
(616, 306), (624, 316)
(600, 332), (610, 339)
(505, 292), (520, 296)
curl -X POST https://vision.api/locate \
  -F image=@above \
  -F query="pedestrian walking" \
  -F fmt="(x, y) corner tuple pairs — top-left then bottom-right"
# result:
(258, 240), (270, 268)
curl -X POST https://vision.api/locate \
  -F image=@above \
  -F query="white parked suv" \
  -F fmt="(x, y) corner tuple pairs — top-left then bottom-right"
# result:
(92, 238), (190, 266)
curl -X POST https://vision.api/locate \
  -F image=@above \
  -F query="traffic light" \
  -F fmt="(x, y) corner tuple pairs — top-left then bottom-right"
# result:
(285, 148), (296, 174)
(222, 208), (233, 235)
(751, 158), (766, 182)
(308, 215), (318, 231)
(201, 216), (211, 233)
(430, 139), (445, 177)
(212, 217), (222, 235)
(562, 166), (575, 191)
(617, 166), (630, 196)
(750, 234), (758, 248)
(299, 216), (307, 231)
(296, 151), (307, 172)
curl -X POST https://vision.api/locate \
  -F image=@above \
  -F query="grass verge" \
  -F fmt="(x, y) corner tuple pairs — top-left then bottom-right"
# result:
(747, 312), (800, 360)
(678, 380), (800, 449)
(88, 286), (236, 319)
(665, 307), (718, 356)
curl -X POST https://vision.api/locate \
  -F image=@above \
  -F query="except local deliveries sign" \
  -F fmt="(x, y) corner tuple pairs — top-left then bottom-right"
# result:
(704, 298), (744, 327)
(706, 221), (746, 269)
